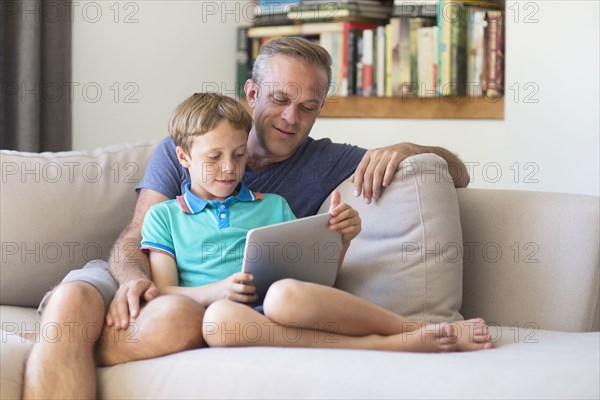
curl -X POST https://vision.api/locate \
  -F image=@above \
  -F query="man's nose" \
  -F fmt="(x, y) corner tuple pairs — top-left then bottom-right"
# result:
(281, 104), (298, 125)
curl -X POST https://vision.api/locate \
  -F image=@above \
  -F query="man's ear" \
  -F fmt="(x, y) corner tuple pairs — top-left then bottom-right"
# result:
(244, 79), (258, 109)
(175, 146), (191, 168)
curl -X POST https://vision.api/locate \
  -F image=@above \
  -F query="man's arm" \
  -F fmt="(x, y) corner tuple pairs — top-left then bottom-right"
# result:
(105, 189), (169, 330)
(351, 142), (470, 204)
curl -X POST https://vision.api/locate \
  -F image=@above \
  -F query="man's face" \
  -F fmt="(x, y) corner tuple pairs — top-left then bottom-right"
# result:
(246, 55), (329, 165)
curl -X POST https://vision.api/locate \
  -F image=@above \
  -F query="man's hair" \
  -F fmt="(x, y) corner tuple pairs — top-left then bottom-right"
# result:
(168, 92), (253, 154)
(252, 36), (332, 89)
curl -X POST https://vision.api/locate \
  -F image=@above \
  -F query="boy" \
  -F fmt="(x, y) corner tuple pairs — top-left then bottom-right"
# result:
(140, 92), (361, 309)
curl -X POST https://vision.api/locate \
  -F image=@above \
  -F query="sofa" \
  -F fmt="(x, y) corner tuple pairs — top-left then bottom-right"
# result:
(1, 140), (599, 399)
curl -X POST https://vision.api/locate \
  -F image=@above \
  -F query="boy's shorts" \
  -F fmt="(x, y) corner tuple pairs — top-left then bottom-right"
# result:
(37, 260), (118, 318)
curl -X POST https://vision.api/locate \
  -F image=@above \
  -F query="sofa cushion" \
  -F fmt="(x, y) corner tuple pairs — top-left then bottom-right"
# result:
(0, 141), (158, 307)
(318, 153), (463, 323)
(96, 328), (599, 399)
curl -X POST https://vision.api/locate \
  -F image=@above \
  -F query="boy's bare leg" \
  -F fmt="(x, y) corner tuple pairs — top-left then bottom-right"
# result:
(203, 299), (459, 353)
(23, 281), (103, 400)
(96, 294), (206, 367)
(263, 279), (492, 350)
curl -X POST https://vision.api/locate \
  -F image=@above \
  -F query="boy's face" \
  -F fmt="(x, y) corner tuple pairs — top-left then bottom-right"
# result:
(176, 120), (248, 201)
(245, 55), (328, 164)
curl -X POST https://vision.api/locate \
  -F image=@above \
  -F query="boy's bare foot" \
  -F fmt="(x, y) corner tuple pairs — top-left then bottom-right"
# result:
(450, 318), (493, 351)
(383, 323), (459, 353)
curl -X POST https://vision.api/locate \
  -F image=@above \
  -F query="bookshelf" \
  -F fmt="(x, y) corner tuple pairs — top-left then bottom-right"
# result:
(241, 0), (505, 120)
(319, 95), (502, 119)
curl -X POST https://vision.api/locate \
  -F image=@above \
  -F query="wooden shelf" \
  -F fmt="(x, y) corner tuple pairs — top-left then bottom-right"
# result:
(317, 96), (504, 119)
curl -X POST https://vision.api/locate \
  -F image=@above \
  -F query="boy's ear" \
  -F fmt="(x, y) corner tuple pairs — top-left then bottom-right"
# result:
(175, 146), (191, 168)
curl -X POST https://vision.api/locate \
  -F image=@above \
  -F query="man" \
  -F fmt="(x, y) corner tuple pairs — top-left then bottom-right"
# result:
(23, 37), (476, 399)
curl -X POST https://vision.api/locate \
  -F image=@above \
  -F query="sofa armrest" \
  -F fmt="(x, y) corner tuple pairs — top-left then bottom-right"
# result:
(457, 189), (600, 332)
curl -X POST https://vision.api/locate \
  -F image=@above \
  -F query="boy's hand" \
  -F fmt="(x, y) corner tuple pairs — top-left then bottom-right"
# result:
(212, 272), (258, 304)
(328, 191), (361, 245)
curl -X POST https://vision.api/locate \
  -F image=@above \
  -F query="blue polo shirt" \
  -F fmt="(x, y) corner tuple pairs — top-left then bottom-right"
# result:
(141, 183), (295, 287)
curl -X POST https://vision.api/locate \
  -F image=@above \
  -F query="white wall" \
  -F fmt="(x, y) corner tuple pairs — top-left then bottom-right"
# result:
(72, 0), (252, 148)
(73, 1), (599, 196)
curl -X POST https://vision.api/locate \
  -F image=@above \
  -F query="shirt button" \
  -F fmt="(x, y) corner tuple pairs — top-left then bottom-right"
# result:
(220, 214), (226, 219)
(219, 204), (226, 209)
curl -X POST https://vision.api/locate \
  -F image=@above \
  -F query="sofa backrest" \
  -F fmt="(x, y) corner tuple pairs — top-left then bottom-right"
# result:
(2, 141), (598, 332)
(0, 141), (158, 307)
(457, 188), (600, 332)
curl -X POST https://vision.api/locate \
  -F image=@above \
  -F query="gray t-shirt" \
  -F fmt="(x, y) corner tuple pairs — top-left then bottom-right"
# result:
(137, 136), (366, 218)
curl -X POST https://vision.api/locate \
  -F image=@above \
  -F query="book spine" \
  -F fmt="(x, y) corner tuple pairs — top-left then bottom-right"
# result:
(438, 0), (452, 96)
(347, 27), (358, 96)
(467, 9), (486, 96)
(319, 32), (335, 96)
(385, 23), (393, 97)
(417, 27), (436, 97)
(496, 11), (505, 96)
(485, 10), (503, 97)
(399, 16), (411, 96)
(453, 4), (468, 96)
(432, 25), (438, 95)
(362, 29), (374, 96)
(388, 17), (401, 96)
(356, 34), (364, 96)
(236, 26), (250, 98)
(376, 26), (386, 97)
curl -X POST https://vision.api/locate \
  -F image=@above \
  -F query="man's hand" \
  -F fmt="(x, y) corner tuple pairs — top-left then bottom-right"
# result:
(106, 278), (159, 330)
(351, 142), (470, 203)
(351, 143), (416, 204)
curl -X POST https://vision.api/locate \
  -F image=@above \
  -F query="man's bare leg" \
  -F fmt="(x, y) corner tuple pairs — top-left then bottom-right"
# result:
(23, 282), (104, 400)
(96, 294), (206, 366)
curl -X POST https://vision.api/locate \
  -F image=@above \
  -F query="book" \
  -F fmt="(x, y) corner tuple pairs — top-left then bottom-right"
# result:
(341, 22), (381, 96)
(450, 2), (468, 96)
(288, 0), (392, 23)
(385, 23), (393, 96)
(484, 9), (504, 97)
(362, 29), (374, 96)
(388, 16), (411, 97)
(388, 17), (401, 96)
(319, 31), (344, 96)
(247, 24), (302, 38)
(437, 0), (453, 96)
(253, 0), (298, 26)
(398, 16), (411, 96)
(467, 8), (487, 96)
(355, 33), (364, 95)
(393, 0), (438, 17)
(417, 26), (438, 97)
(409, 17), (436, 96)
(376, 25), (386, 97)
(235, 26), (250, 98)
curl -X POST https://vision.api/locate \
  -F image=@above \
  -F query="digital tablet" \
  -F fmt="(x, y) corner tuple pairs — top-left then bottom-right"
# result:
(241, 213), (342, 303)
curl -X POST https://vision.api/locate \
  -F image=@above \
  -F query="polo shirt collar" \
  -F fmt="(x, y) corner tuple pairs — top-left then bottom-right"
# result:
(177, 182), (261, 214)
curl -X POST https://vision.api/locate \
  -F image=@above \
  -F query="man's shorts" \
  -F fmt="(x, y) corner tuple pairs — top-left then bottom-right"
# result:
(37, 260), (118, 318)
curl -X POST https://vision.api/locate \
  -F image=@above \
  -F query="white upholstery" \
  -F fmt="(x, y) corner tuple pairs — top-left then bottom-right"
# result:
(1, 142), (598, 399)
(318, 154), (464, 323)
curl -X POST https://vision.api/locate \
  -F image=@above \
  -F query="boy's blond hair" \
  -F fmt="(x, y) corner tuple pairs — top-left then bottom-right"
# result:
(169, 93), (253, 153)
